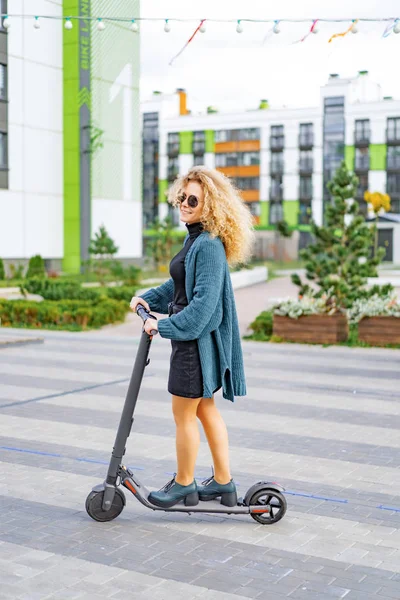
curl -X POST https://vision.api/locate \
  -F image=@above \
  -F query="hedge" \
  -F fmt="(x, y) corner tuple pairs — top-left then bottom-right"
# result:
(0, 298), (127, 330)
(21, 278), (136, 304)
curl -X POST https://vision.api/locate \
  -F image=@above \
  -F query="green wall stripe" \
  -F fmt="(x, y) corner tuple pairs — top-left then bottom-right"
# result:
(283, 200), (299, 227)
(370, 144), (387, 171)
(260, 201), (269, 226)
(205, 130), (215, 153)
(63, 0), (80, 274)
(179, 131), (193, 154)
(158, 179), (168, 204)
(344, 145), (355, 171)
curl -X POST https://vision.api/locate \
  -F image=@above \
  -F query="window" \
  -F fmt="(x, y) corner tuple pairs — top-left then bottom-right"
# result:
(354, 119), (370, 144)
(232, 177), (259, 190)
(270, 125), (284, 149)
(299, 176), (312, 199)
(167, 156), (179, 181)
(193, 131), (205, 142)
(299, 201), (312, 225)
(299, 149), (313, 172)
(356, 173), (369, 200)
(0, 64), (6, 100)
(387, 118), (400, 143)
(270, 176), (283, 201)
(167, 132), (179, 157)
(387, 173), (400, 196)
(0, 132), (7, 168)
(299, 123), (314, 147)
(215, 152), (260, 167)
(387, 146), (400, 170)
(0, 0), (7, 30)
(269, 201), (284, 224)
(355, 147), (369, 171)
(215, 128), (259, 143)
(193, 155), (204, 166)
(270, 152), (284, 174)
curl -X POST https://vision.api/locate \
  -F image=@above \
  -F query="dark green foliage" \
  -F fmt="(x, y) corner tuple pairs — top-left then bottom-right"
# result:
(109, 261), (142, 286)
(0, 258), (4, 280)
(0, 297), (127, 330)
(276, 220), (292, 238)
(26, 255), (46, 279)
(104, 286), (136, 303)
(21, 278), (103, 302)
(291, 162), (389, 308)
(147, 216), (176, 271)
(89, 225), (119, 258)
(249, 311), (273, 337)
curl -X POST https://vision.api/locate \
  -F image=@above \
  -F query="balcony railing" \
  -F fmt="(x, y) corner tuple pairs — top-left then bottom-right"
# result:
(193, 141), (205, 156)
(299, 187), (313, 201)
(355, 156), (370, 171)
(269, 189), (283, 202)
(167, 143), (179, 157)
(270, 162), (284, 175)
(387, 130), (400, 144)
(387, 156), (400, 171)
(354, 131), (370, 146)
(299, 134), (314, 148)
(270, 137), (284, 151)
(299, 159), (313, 174)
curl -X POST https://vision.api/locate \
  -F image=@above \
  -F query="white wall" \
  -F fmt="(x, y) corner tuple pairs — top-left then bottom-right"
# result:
(0, 0), (63, 259)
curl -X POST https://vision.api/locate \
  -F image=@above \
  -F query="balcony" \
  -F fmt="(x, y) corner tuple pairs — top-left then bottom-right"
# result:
(270, 188), (283, 202)
(167, 142), (179, 158)
(387, 130), (400, 145)
(270, 161), (284, 175)
(354, 131), (370, 146)
(193, 141), (205, 156)
(270, 136), (284, 151)
(355, 156), (370, 171)
(299, 134), (314, 149)
(299, 187), (313, 201)
(387, 156), (400, 171)
(167, 168), (179, 182)
(299, 159), (314, 174)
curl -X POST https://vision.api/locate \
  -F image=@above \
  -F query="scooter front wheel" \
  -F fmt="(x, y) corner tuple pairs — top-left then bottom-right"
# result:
(249, 488), (287, 525)
(85, 488), (125, 522)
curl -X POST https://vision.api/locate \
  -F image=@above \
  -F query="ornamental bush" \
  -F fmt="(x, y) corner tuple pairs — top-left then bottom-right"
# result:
(26, 255), (46, 279)
(347, 291), (400, 324)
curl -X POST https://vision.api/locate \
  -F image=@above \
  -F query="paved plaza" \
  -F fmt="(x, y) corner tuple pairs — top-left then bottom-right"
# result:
(0, 285), (400, 599)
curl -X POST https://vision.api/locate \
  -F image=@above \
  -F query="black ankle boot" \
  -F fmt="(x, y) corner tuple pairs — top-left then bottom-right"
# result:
(148, 476), (199, 508)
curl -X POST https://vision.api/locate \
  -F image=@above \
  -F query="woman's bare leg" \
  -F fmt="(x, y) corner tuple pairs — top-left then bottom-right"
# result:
(172, 394), (202, 486)
(196, 396), (231, 484)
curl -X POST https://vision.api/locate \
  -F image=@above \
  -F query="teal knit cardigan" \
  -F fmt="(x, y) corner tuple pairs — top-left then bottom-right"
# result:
(141, 232), (246, 402)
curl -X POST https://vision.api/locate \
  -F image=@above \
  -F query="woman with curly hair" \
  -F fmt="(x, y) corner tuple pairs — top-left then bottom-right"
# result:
(130, 166), (254, 508)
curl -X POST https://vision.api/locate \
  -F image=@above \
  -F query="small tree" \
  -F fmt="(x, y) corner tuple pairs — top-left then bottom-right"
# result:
(292, 161), (386, 309)
(0, 258), (5, 280)
(364, 191), (391, 257)
(147, 216), (176, 272)
(88, 225), (119, 284)
(26, 255), (46, 279)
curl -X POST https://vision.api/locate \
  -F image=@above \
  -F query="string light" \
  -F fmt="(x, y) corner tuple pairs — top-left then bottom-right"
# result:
(164, 19), (171, 32)
(199, 20), (206, 33)
(273, 20), (280, 34)
(394, 19), (400, 34)
(33, 16), (40, 29)
(130, 19), (138, 32)
(64, 17), (73, 30)
(3, 16), (10, 29)
(97, 18), (105, 31)
(236, 20), (243, 33)
(351, 19), (358, 34)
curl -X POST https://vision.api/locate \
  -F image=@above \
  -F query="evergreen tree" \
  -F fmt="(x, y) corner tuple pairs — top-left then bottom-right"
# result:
(26, 255), (46, 278)
(292, 161), (388, 309)
(88, 225), (119, 260)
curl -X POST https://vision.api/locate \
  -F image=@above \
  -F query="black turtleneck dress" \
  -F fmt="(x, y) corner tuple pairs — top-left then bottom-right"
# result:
(167, 222), (205, 398)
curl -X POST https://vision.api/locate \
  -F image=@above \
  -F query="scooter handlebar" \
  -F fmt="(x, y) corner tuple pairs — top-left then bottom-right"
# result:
(136, 304), (158, 336)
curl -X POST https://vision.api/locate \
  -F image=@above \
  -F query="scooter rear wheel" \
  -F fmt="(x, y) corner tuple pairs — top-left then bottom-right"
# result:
(249, 488), (287, 525)
(85, 488), (125, 522)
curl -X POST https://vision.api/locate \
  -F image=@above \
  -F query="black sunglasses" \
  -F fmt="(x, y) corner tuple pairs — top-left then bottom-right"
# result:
(177, 193), (199, 208)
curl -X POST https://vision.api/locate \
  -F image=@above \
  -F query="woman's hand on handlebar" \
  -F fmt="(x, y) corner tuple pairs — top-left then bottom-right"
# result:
(144, 318), (158, 336)
(130, 296), (150, 313)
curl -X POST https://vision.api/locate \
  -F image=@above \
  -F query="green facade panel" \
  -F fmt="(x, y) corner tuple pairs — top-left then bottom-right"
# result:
(283, 200), (300, 227)
(370, 144), (387, 171)
(260, 201), (269, 226)
(179, 131), (193, 154)
(158, 179), (168, 203)
(344, 145), (355, 171)
(63, 0), (80, 274)
(205, 130), (215, 153)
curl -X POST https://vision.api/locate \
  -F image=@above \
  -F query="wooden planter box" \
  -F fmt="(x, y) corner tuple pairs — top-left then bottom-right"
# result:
(358, 316), (400, 346)
(273, 314), (348, 344)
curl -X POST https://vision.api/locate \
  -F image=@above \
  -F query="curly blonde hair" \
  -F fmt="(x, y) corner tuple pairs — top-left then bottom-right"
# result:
(168, 166), (255, 266)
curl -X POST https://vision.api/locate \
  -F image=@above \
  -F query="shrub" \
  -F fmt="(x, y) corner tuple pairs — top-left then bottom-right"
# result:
(347, 291), (400, 324)
(249, 311), (273, 337)
(8, 263), (25, 280)
(21, 278), (103, 302)
(105, 286), (136, 304)
(274, 289), (339, 319)
(0, 258), (4, 280)
(26, 255), (46, 278)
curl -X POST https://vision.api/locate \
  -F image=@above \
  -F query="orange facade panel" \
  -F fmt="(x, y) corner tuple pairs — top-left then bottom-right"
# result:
(240, 190), (260, 202)
(215, 140), (260, 153)
(216, 165), (260, 178)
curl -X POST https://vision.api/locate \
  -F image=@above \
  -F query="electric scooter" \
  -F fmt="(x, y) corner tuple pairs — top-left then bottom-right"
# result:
(85, 305), (287, 525)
